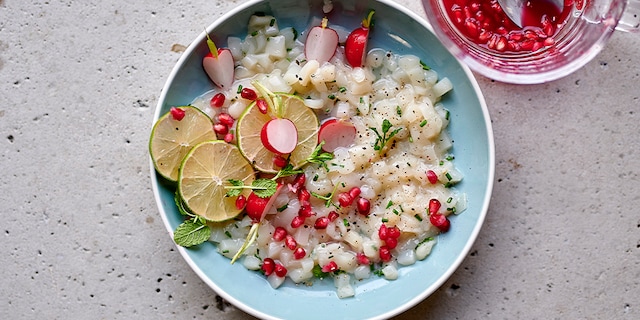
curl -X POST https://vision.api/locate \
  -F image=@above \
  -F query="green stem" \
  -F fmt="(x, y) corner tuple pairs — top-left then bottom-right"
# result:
(230, 223), (259, 264)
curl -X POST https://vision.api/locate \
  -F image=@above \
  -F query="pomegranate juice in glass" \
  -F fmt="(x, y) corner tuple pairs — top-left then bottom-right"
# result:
(422, 0), (640, 84)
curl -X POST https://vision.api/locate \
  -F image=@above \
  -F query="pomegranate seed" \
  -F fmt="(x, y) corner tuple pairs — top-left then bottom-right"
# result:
(274, 263), (287, 277)
(428, 199), (441, 215)
(338, 192), (353, 207)
(379, 246), (392, 262)
(223, 132), (234, 143)
(495, 36), (508, 52)
(543, 37), (555, 46)
(532, 41), (544, 52)
(356, 253), (370, 265)
(262, 258), (275, 276)
(256, 99), (268, 114)
(348, 187), (361, 200)
(273, 155), (287, 168)
(378, 224), (389, 241)
(290, 173), (306, 193)
(321, 261), (338, 273)
(170, 107), (185, 121)
(356, 198), (370, 216)
(293, 247), (306, 260)
(235, 195), (246, 210)
(298, 187), (311, 204)
(273, 226), (287, 241)
(298, 205), (314, 218)
(217, 112), (235, 127)
(426, 170), (438, 184)
(388, 226), (401, 239)
(430, 213), (451, 232)
(210, 93), (225, 108)
(291, 215), (305, 228)
(285, 234), (297, 250)
(213, 123), (229, 135)
(314, 217), (329, 229)
(465, 19), (479, 39)
(385, 237), (398, 250)
(327, 211), (339, 222)
(240, 87), (258, 101)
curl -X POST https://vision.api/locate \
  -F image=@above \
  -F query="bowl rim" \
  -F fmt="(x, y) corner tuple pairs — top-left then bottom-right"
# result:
(150, 0), (495, 319)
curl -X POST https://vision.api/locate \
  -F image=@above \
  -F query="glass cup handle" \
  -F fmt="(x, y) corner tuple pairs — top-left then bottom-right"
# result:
(617, 0), (640, 32)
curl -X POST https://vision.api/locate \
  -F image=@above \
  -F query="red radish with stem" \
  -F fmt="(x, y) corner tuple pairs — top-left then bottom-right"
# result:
(202, 32), (234, 89)
(345, 10), (375, 67)
(261, 118), (298, 154)
(318, 119), (357, 152)
(305, 17), (339, 64)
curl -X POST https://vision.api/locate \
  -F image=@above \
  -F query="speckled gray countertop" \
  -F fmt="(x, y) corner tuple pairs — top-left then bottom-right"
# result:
(1, 0), (639, 319)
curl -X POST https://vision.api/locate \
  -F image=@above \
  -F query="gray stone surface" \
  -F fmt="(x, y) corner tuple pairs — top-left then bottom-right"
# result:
(1, 0), (638, 319)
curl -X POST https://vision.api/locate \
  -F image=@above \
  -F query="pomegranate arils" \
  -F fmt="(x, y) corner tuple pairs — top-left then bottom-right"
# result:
(348, 187), (361, 200)
(291, 215), (305, 228)
(235, 195), (246, 210)
(379, 246), (392, 262)
(273, 226), (287, 241)
(262, 258), (275, 276)
(378, 224), (389, 241)
(213, 123), (229, 135)
(430, 213), (451, 233)
(223, 132), (234, 143)
(274, 263), (287, 277)
(293, 247), (306, 260)
(256, 99), (268, 114)
(285, 234), (297, 250)
(314, 217), (329, 229)
(290, 173), (306, 193)
(298, 205), (314, 218)
(385, 237), (398, 250)
(273, 155), (287, 168)
(356, 253), (370, 265)
(217, 113), (235, 127)
(429, 198), (442, 215)
(338, 192), (353, 207)
(321, 261), (338, 273)
(170, 107), (185, 121)
(443, 0), (567, 53)
(298, 188), (311, 204)
(327, 211), (339, 222)
(426, 170), (438, 184)
(240, 87), (257, 101)
(210, 93), (225, 108)
(356, 198), (370, 216)
(387, 226), (401, 239)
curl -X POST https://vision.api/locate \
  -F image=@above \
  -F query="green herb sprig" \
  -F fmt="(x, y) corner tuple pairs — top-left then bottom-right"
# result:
(370, 119), (402, 153)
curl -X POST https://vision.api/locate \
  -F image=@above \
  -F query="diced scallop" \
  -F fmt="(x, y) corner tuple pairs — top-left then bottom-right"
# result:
(433, 77), (453, 98)
(416, 238), (436, 260)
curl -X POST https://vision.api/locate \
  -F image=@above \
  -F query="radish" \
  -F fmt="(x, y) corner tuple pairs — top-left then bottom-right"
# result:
(203, 32), (235, 89)
(261, 118), (298, 154)
(317, 118), (356, 152)
(345, 10), (375, 68)
(304, 17), (339, 64)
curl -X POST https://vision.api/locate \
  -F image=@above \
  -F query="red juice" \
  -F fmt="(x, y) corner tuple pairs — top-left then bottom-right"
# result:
(442, 0), (572, 53)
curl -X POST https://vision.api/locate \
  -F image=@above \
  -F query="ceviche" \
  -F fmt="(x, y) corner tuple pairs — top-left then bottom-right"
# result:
(149, 10), (466, 298)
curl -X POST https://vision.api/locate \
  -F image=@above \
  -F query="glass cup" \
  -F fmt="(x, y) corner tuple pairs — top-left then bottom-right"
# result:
(422, 0), (640, 84)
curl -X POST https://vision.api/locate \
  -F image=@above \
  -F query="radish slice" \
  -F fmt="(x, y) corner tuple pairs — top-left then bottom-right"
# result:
(305, 17), (339, 64)
(261, 118), (298, 154)
(203, 49), (235, 89)
(318, 118), (357, 152)
(345, 11), (375, 68)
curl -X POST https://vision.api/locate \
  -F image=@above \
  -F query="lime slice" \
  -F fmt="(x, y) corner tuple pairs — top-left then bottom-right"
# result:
(149, 106), (217, 182)
(178, 140), (255, 222)
(237, 94), (319, 173)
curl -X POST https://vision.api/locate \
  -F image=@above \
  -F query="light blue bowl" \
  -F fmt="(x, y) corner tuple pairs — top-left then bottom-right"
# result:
(151, 0), (495, 319)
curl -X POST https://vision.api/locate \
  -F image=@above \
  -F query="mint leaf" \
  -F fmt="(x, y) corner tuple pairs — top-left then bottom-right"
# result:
(252, 179), (277, 198)
(173, 219), (211, 247)
(225, 179), (244, 197)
